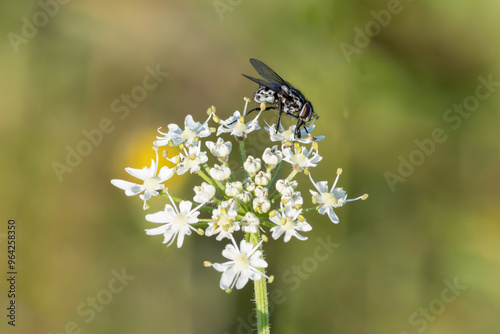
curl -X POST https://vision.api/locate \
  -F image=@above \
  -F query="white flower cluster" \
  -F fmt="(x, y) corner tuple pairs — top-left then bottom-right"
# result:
(111, 99), (368, 291)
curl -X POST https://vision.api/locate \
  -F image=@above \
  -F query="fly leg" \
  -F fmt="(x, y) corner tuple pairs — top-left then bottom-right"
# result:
(275, 98), (284, 133)
(228, 106), (276, 125)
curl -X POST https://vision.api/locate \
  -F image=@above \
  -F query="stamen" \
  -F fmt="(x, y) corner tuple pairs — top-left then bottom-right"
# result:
(207, 106), (216, 115)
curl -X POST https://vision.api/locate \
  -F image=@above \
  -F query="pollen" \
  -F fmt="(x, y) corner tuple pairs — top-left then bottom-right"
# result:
(207, 106), (216, 115)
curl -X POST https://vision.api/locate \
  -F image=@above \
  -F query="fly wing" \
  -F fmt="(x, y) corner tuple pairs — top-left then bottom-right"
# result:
(242, 74), (281, 91)
(249, 58), (288, 86)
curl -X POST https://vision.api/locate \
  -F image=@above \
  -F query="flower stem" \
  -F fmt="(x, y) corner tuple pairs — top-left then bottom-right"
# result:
(267, 160), (285, 191)
(224, 161), (236, 182)
(197, 168), (226, 198)
(239, 140), (248, 179)
(287, 169), (298, 181)
(301, 207), (319, 213)
(160, 193), (215, 212)
(250, 233), (270, 334)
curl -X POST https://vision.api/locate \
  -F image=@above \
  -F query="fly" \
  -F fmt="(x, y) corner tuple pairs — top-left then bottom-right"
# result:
(241, 58), (318, 138)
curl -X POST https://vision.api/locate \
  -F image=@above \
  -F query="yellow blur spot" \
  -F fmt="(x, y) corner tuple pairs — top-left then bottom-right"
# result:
(118, 129), (185, 195)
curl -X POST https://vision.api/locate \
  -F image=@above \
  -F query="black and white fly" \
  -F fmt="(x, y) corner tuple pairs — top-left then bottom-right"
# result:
(241, 58), (318, 138)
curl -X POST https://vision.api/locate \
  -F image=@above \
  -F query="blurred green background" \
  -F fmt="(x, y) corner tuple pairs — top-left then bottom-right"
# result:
(1, 1), (500, 333)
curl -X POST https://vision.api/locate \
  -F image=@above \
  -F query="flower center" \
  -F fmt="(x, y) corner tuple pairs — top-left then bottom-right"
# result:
(218, 214), (234, 231)
(143, 177), (160, 191)
(183, 156), (198, 168)
(172, 213), (188, 227)
(292, 154), (306, 165)
(180, 128), (197, 140)
(282, 217), (295, 231)
(234, 253), (250, 270)
(321, 192), (338, 207)
(233, 121), (247, 134)
(282, 129), (294, 139)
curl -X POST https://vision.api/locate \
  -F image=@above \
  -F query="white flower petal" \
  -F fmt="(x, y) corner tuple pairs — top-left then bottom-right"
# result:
(178, 200), (193, 214)
(157, 166), (175, 182)
(220, 266), (238, 290)
(144, 225), (168, 235)
(111, 179), (145, 196)
(145, 211), (170, 223)
(126, 163), (152, 180)
(235, 272), (250, 290)
(326, 207), (340, 224)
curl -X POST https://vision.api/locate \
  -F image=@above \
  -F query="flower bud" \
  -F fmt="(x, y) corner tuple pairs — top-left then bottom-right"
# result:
(253, 196), (270, 214)
(225, 181), (243, 197)
(210, 164), (231, 181)
(254, 185), (268, 198)
(244, 156), (261, 177)
(255, 171), (272, 186)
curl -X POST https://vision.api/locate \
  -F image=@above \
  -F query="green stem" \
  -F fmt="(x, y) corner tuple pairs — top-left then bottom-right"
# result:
(301, 207), (318, 213)
(191, 223), (209, 229)
(160, 193), (215, 212)
(250, 232), (270, 334)
(287, 169), (298, 181)
(224, 161), (236, 182)
(197, 168), (226, 198)
(267, 160), (285, 191)
(239, 140), (248, 179)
